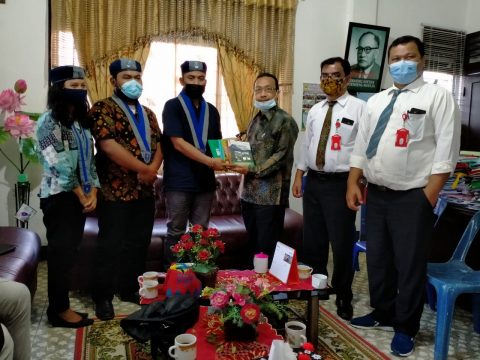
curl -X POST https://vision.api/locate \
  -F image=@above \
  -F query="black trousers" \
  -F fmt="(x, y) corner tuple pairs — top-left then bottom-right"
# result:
(241, 200), (286, 264)
(302, 171), (356, 303)
(92, 197), (155, 302)
(40, 192), (86, 316)
(366, 185), (434, 337)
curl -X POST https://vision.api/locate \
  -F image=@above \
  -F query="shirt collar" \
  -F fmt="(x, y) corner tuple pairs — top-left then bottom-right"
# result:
(321, 91), (349, 108)
(256, 105), (278, 121)
(391, 76), (426, 94)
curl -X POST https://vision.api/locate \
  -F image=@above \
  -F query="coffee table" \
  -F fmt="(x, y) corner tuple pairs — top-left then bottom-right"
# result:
(216, 270), (330, 348)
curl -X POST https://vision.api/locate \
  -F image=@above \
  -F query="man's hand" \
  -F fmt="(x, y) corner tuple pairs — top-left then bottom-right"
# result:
(82, 188), (98, 213)
(227, 164), (249, 174)
(210, 158), (227, 171)
(137, 167), (158, 185)
(346, 168), (364, 211)
(292, 169), (305, 198)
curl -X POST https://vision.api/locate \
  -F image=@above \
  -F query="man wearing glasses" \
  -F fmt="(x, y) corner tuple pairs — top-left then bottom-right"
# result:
(229, 73), (298, 263)
(292, 57), (366, 321)
(351, 32), (381, 80)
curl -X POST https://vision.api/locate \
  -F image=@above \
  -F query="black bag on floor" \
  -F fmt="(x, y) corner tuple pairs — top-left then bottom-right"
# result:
(120, 294), (199, 343)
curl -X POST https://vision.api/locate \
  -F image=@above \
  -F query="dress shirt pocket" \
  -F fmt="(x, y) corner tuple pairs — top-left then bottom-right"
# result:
(406, 113), (426, 142)
(337, 118), (355, 144)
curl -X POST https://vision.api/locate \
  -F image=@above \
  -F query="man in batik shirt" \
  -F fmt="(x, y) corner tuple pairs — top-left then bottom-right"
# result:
(89, 58), (163, 320)
(229, 72), (299, 262)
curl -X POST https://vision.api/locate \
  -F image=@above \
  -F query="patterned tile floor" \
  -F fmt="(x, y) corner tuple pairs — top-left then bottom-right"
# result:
(31, 256), (480, 359)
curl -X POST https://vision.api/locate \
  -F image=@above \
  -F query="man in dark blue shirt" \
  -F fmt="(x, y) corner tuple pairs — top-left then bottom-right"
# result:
(162, 60), (225, 268)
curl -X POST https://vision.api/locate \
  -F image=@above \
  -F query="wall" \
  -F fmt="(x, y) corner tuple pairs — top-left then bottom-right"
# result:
(0, 0), (48, 242)
(0, 0), (476, 238)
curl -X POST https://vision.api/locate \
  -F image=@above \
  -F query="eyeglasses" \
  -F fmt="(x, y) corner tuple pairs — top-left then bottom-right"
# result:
(253, 87), (277, 94)
(356, 46), (379, 54)
(320, 72), (343, 80)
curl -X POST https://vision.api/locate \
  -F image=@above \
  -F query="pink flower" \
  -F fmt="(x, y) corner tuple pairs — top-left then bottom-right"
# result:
(14, 79), (27, 94)
(232, 292), (247, 306)
(210, 291), (229, 308)
(225, 284), (236, 294)
(240, 303), (260, 324)
(0, 89), (23, 113)
(4, 113), (35, 138)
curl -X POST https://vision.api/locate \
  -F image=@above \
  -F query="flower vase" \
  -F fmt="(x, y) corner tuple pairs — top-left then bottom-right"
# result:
(223, 319), (258, 342)
(15, 173), (30, 229)
(194, 267), (218, 288)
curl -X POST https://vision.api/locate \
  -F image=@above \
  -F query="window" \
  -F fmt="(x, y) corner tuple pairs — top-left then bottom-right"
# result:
(51, 36), (238, 137)
(422, 25), (466, 106)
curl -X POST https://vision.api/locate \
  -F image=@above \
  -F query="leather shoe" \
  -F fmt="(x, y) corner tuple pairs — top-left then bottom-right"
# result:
(48, 314), (94, 328)
(95, 300), (115, 321)
(75, 311), (89, 319)
(336, 300), (353, 321)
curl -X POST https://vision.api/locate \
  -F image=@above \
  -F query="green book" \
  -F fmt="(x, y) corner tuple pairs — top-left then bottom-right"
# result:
(208, 139), (226, 160)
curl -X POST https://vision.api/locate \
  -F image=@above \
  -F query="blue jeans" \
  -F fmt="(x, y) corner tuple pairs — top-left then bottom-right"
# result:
(163, 191), (215, 268)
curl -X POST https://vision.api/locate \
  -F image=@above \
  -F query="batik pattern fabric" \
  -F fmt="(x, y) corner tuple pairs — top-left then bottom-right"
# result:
(36, 111), (99, 198)
(241, 106), (298, 206)
(90, 97), (162, 201)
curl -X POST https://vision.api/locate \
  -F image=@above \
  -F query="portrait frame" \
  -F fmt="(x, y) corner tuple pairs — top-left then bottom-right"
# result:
(345, 22), (390, 93)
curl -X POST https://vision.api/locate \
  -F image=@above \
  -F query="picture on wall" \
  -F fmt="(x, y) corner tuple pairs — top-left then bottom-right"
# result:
(345, 22), (390, 93)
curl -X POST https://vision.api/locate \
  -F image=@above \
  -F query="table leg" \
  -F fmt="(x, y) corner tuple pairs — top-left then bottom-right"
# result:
(306, 292), (319, 348)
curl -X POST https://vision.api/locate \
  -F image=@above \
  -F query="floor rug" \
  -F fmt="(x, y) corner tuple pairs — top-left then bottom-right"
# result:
(74, 306), (389, 360)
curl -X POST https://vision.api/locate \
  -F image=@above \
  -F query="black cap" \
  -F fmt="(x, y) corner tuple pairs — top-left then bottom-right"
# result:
(109, 58), (142, 77)
(50, 66), (85, 84)
(180, 60), (207, 74)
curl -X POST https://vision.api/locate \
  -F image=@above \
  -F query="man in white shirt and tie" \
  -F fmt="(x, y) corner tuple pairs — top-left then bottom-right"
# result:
(346, 35), (461, 357)
(292, 57), (366, 321)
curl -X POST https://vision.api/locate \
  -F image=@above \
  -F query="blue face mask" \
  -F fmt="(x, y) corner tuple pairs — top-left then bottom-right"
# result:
(254, 99), (276, 111)
(121, 79), (143, 99)
(389, 60), (418, 85)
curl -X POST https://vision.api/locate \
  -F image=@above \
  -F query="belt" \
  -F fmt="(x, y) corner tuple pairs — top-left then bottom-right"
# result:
(368, 183), (396, 192)
(308, 170), (349, 180)
(368, 183), (420, 192)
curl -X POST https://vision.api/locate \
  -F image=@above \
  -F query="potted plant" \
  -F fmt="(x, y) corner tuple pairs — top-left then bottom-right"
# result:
(202, 281), (287, 342)
(171, 224), (225, 288)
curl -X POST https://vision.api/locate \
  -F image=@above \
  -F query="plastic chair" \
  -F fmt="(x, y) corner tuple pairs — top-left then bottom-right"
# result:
(353, 197), (448, 272)
(352, 203), (366, 271)
(426, 210), (480, 360)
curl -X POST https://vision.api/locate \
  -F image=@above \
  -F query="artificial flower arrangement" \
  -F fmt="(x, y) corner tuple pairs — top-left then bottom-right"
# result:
(201, 279), (287, 343)
(171, 224), (225, 274)
(0, 79), (40, 180)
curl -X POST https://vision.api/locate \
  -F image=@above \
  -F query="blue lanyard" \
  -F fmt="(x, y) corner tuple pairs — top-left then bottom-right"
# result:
(180, 91), (207, 151)
(120, 99), (151, 153)
(71, 124), (91, 194)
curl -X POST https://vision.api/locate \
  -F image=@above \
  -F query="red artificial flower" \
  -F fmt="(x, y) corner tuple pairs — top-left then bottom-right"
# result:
(297, 353), (311, 360)
(199, 238), (210, 246)
(197, 249), (211, 261)
(191, 224), (203, 233)
(206, 228), (220, 237)
(214, 240), (225, 252)
(240, 303), (260, 324)
(180, 233), (192, 242)
(182, 240), (195, 251)
(171, 243), (182, 253)
(302, 342), (315, 352)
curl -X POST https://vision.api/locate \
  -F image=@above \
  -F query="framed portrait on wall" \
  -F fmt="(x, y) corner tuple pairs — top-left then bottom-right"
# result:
(345, 22), (390, 93)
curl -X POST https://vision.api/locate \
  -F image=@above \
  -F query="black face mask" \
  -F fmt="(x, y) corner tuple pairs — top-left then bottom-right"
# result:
(184, 84), (205, 99)
(63, 89), (88, 104)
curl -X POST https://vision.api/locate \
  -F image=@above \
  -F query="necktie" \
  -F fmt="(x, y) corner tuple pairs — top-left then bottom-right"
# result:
(315, 101), (336, 168)
(365, 90), (402, 159)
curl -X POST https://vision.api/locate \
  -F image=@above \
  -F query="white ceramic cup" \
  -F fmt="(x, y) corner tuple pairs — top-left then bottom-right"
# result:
(297, 264), (313, 279)
(253, 253), (269, 273)
(138, 271), (159, 284)
(139, 280), (158, 299)
(168, 333), (197, 360)
(311, 273), (328, 289)
(285, 321), (307, 348)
